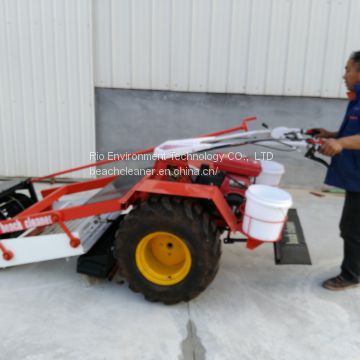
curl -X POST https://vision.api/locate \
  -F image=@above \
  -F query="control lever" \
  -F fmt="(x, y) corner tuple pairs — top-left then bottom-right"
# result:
(304, 139), (329, 168)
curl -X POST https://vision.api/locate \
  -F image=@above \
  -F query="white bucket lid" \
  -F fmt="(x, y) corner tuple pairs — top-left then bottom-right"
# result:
(246, 184), (292, 208)
(260, 160), (285, 175)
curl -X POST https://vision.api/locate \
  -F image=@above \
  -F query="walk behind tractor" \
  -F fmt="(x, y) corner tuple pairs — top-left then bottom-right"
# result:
(0, 118), (326, 304)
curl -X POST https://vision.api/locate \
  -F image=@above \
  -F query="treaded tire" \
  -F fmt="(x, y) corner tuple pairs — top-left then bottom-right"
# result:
(114, 196), (221, 304)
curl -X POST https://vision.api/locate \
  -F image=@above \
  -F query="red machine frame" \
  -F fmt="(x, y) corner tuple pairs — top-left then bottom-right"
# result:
(1, 117), (274, 261)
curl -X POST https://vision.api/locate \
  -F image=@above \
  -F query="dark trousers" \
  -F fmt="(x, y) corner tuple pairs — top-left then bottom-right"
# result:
(340, 191), (360, 282)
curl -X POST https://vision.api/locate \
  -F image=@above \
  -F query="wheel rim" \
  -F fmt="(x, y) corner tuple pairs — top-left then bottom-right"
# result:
(135, 231), (192, 286)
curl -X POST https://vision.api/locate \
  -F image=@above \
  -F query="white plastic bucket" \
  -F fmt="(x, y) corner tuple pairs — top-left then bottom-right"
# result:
(256, 160), (285, 186)
(242, 184), (292, 242)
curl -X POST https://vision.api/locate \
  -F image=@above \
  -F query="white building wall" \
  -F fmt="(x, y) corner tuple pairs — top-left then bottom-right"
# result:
(93, 0), (360, 99)
(1, 0), (359, 178)
(0, 0), (95, 178)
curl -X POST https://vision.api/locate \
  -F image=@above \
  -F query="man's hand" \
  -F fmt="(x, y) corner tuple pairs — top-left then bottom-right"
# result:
(309, 128), (337, 139)
(319, 139), (343, 156)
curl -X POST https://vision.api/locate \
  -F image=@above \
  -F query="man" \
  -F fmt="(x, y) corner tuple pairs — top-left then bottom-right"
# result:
(312, 51), (360, 290)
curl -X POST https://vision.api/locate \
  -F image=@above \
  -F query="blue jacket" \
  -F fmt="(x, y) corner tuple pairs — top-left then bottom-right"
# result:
(325, 84), (360, 192)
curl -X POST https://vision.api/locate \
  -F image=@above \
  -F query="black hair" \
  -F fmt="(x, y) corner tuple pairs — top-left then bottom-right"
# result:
(350, 51), (360, 71)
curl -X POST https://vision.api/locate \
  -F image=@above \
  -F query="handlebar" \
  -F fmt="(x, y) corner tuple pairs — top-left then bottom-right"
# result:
(245, 129), (329, 168)
(305, 129), (321, 136)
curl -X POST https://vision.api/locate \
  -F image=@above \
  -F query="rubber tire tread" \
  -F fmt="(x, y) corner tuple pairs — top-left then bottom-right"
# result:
(114, 196), (221, 304)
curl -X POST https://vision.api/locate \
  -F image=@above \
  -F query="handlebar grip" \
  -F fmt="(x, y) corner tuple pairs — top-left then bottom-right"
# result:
(306, 129), (321, 136)
(307, 138), (324, 145)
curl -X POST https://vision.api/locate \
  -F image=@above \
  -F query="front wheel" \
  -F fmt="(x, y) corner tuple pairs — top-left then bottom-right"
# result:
(114, 196), (221, 304)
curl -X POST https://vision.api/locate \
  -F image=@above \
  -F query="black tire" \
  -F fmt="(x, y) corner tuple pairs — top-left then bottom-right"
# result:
(114, 196), (221, 304)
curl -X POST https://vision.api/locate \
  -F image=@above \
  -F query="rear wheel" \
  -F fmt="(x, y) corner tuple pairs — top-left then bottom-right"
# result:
(114, 196), (221, 304)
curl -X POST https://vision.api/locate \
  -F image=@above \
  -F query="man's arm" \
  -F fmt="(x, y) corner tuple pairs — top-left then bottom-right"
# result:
(320, 135), (360, 156)
(338, 135), (360, 149)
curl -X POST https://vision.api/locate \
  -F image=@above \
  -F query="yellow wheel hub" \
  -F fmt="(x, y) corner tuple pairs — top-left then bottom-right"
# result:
(135, 231), (192, 286)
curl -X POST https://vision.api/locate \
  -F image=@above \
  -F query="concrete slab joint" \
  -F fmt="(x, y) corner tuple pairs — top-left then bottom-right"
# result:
(180, 317), (206, 360)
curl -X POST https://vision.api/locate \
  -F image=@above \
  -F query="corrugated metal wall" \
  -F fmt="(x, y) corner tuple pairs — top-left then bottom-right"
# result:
(93, 0), (360, 98)
(1, 0), (358, 178)
(0, 0), (95, 178)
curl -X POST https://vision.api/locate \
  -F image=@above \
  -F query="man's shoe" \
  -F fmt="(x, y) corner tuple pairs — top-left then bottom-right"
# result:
(322, 275), (360, 291)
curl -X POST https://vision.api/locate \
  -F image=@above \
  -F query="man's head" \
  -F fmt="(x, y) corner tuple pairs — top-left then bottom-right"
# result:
(343, 51), (360, 91)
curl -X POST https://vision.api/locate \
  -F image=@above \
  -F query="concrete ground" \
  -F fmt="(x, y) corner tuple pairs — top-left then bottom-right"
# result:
(1, 186), (359, 360)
